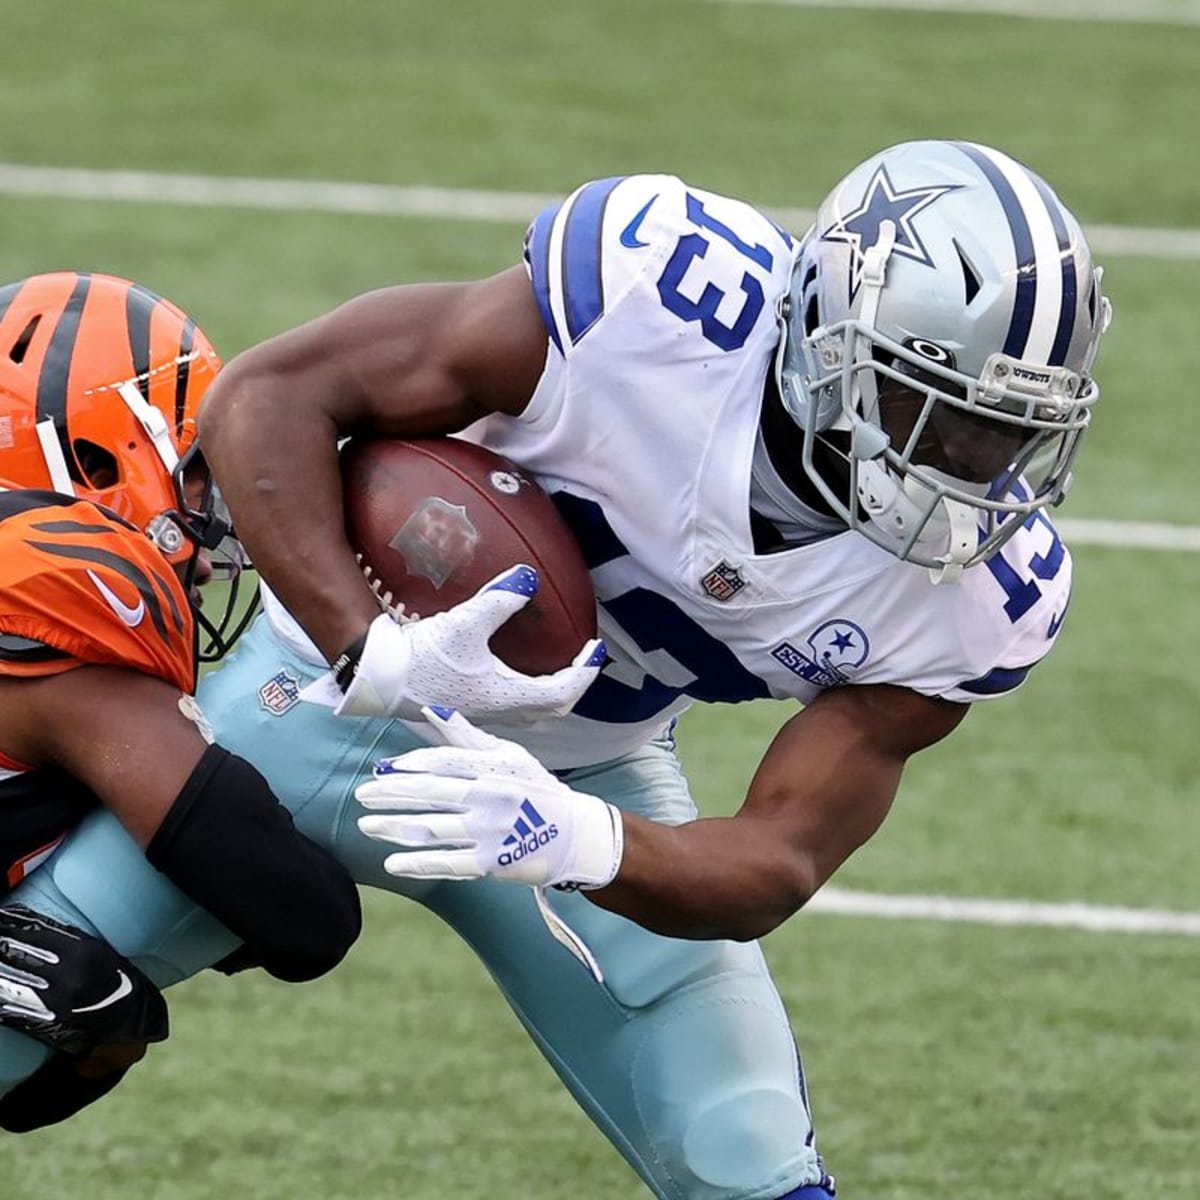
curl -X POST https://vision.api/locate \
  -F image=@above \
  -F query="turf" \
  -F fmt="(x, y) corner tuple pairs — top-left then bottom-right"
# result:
(0, 2), (1197, 1197)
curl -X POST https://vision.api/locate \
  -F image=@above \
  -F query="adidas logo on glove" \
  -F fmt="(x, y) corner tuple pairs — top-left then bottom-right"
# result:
(498, 798), (559, 867)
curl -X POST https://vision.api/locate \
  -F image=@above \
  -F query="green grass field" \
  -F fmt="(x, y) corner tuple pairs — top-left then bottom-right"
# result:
(1, 2), (1197, 1198)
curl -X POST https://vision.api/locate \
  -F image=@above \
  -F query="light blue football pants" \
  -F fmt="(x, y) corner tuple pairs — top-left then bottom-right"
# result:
(0, 615), (826, 1200)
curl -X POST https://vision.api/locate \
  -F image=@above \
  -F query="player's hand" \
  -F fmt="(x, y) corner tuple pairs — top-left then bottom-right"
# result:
(0, 907), (168, 1056)
(355, 706), (624, 890)
(301, 564), (605, 724)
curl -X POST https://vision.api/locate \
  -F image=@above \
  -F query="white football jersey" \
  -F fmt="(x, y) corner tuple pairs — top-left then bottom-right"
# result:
(464, 174), (1073, 768)
(262, 175), (1072, 769)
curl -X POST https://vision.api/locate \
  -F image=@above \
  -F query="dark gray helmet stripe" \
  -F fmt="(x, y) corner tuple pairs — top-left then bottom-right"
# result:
(174, 317), (196, 432)
(35, 273), (92, 470)
(1027, 172), (1078, 367)
(125, 281), (163, 402)
(952, 142), (1037, 359)
(0, 280), (26, 330)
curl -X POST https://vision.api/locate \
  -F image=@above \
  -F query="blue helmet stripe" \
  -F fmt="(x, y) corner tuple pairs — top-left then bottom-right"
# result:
(524, 203), (564, 356)
(561, 176), (624, 344)
(953, 142), (1037, 359)
(1029, 172), (1078, 367)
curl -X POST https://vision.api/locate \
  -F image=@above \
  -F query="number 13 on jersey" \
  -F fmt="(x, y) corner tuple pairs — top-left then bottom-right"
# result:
(658, 194), (786, 352)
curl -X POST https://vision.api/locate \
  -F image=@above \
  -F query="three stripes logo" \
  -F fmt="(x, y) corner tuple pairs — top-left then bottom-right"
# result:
(497, 798), (559, 868)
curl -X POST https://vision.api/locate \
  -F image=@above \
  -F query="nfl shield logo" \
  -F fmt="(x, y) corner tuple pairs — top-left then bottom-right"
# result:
(258, 670), (301, 716)
(389, 497), (480, 589)
(700, 560), (746, 602)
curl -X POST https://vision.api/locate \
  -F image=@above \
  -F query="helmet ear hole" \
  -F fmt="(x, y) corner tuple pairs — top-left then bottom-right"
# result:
(73, 439), (121, 490)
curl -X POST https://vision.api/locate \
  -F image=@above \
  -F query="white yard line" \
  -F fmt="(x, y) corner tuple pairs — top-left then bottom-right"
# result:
(705, 0), (1200, 27)
(2, 162), (1198, 552)
(1, 163), (1199, 262)
(0, 164), (550, 223)
(4, 164), (1199, 553)
(4, 151), (1193, 945)
(1057, 519), (1200, 553)
(810, 887), (1200, 935)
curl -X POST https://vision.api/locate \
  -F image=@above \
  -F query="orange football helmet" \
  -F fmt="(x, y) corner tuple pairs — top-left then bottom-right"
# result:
(0, 271), (253, 659)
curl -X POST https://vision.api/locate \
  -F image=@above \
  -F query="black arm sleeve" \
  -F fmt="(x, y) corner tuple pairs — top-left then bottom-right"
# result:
(146, 745), (362, 983)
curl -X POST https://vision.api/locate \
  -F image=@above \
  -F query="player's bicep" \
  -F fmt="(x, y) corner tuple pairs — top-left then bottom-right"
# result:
(220, 267), (546, 435)
(13, 667), (210, 847)
(742, 685), (967, 888)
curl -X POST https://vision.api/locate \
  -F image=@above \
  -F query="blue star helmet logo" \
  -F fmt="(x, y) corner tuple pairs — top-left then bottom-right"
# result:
(821, 165), (960, 301)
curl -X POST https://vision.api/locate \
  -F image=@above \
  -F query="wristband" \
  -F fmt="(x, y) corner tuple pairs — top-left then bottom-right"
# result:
(332, 629), (370, 692)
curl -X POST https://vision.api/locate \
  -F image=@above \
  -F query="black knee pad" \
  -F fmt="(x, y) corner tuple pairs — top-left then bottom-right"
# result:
(0, 906), (168, 1056)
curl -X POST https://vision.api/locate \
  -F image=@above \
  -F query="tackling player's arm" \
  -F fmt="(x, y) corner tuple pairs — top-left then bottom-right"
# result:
(0, 667), (361, 982)
(199, 267), (546, 664)
(592, 685), (967, 940)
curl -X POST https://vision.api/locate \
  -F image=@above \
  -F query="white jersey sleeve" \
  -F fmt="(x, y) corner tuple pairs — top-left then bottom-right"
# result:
(466, 175), (1074, 767)
(523, 174), (793, 361)
(916, 511), (1073, 705)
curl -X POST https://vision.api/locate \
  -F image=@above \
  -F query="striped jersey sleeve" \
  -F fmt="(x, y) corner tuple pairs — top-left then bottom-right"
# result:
(940, 517), (1073, 704)
(0, 490), (195, 693)
(523, 174), (690, 356)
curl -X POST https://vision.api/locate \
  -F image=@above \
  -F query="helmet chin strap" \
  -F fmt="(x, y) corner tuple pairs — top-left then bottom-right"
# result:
(34, 418), (76, 496)
(855, 459), (976, 584)
(117, 380), (180, 474)
(927, 496), (975, 584)
(851, 219), (896, 427)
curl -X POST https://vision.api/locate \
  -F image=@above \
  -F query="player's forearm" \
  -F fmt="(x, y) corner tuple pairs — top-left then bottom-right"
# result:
(200, 354), (379, 662)
(588, 812), (819, 942)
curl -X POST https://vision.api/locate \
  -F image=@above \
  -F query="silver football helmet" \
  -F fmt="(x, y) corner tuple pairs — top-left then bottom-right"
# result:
(775, 140), (1112, 581)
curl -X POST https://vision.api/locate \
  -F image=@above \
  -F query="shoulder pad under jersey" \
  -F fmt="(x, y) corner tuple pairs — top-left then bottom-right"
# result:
(523, 174), (794, 356)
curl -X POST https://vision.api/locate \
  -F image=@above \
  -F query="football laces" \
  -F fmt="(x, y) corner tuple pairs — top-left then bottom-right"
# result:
(356, 555), (421, 625)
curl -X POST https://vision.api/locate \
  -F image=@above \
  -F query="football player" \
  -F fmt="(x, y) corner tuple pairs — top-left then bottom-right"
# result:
(0, 141), (1109, 1200)
(0, 273), (362, 1131)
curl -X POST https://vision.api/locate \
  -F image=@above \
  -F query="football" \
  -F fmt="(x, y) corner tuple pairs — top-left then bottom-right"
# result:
(340, 437), (597, 676)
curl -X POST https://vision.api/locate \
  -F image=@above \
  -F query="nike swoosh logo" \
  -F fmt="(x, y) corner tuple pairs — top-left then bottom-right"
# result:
(87, 569), (145, 627)
(619, 195), (658, 249)
(1046, 591), (1071, 639)
(72, 970), (133, 1014)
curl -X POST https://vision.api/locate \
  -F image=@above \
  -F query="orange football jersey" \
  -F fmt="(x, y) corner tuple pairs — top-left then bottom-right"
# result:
(0, 489), (195, 692)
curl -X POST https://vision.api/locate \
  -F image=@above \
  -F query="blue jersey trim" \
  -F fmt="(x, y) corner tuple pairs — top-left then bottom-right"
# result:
(549, 490), (629, 568)
(958, 663), (1033, 696)
(524, 204), (564, 355)
(561, 176), (624, 345)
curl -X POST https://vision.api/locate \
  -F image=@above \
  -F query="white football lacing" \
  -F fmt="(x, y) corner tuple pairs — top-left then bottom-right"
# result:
(356, 554), (421, 624)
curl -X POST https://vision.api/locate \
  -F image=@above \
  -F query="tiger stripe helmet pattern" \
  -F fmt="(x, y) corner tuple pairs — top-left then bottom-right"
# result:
(0, 271), (221, 567)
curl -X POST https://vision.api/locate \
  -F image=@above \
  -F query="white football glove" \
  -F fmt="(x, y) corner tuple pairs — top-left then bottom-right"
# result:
(356, 706), (624, 891)
(300, 564), (606, 724)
